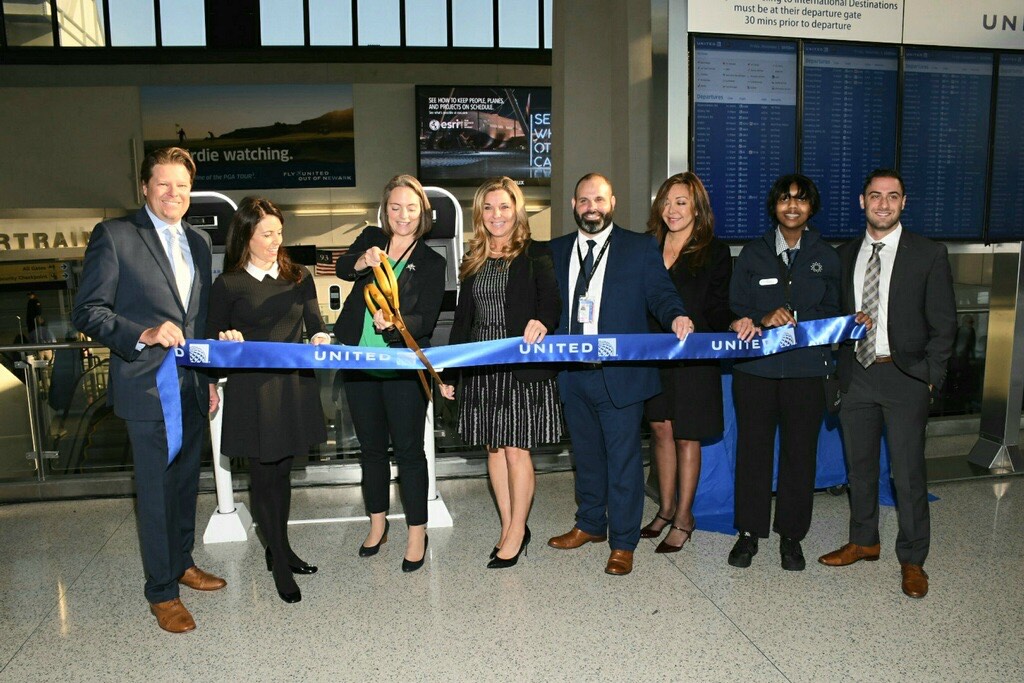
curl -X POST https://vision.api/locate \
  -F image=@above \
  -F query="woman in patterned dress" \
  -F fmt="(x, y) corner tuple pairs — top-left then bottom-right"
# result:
(440, 177), (562, 569)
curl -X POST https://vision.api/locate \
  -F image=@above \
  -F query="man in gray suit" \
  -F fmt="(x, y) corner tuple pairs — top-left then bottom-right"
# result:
(818, 169), (956, 599)
(73, 147), (226, 632)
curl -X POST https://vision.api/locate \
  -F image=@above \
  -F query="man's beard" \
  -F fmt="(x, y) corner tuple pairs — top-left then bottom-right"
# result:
(574, 210), (613, 234)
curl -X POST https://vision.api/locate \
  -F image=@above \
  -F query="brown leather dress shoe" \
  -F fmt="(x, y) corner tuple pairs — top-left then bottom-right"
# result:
(178, 565), (227, 591)
(900, 563), (929, 598)
(605, 549), (634, 576)
(818, 542), (881, 566)
(548, 527), (607, 549)
(150, 598), (196, 633)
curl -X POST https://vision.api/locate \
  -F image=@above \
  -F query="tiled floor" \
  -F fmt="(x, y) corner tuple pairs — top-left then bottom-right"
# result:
(0, 471), (1021, 682)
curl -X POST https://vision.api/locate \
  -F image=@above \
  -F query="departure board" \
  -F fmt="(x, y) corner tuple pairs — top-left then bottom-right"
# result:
(692, 38), (797, 241)
(801, 43), (898, 240)
(900, 49), (993, 239)
(988, 54), (1024, 241)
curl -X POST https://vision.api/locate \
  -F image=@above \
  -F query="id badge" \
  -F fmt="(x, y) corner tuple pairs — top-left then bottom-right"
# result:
(577, 297), (595, 324)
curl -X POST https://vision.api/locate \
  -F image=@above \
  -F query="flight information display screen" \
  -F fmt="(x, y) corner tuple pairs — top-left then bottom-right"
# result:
(988, 54), (1024, 241)
(692, 38), (797, 242)
(801, 43), (899, 240)
(900, 49), (993, 239)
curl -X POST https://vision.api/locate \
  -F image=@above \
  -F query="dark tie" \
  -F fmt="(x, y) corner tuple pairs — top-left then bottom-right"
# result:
(856, 242), (884, 368)
(571, 239), (596, 334)
(784, 248), (798, 270)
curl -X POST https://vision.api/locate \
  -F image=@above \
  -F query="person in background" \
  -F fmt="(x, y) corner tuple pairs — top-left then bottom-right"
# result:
(335, 174), (445, 573)
(440, 177), (562, 569)
(72, 147), (225, 634)
(640, 172), (754, 553)
(727, 173), (841, 573)
(207, 196), (329, 604)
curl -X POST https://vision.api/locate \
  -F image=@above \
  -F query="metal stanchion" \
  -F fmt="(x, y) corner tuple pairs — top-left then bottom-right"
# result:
(203, 379), (252, 544)
(16, 355), (58, 481)
(425, 383), (453, 528)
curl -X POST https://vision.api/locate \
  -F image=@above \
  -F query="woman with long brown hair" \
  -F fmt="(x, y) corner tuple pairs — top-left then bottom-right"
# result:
(640, 173), (749, 552)
(440, 176), (561, 569)
(208, 196), (330, 603)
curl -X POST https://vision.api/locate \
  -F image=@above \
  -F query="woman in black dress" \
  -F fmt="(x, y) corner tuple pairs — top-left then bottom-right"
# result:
(440, 177), (562, 569)
(208, 196), (329, 604)
(335, 175), (445, 573)
(640, 172), (754, 552)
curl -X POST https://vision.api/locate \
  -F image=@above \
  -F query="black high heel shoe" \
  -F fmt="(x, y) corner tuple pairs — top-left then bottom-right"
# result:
(359, 519), (390, 558)
(265, 546), (318, 575)
(487, 525), (531, 569)
(402, 535), (429, 573)
(274, 574), (301, 604)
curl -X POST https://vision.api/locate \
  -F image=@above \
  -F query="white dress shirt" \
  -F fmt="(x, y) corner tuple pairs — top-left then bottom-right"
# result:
(567, 224), (613, 335)
(853, 223), (902, 357)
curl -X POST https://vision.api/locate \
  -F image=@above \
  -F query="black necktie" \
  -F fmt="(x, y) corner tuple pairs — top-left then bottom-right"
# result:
(572, 240), (596, 334)
(784, 248), (798, 270)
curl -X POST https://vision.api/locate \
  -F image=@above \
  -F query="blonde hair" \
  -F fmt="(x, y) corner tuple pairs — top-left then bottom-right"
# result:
(460, 177), (531, 280)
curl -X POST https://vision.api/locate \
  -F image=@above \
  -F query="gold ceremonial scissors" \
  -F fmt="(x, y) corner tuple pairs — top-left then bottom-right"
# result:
(363, 256), (443, 400)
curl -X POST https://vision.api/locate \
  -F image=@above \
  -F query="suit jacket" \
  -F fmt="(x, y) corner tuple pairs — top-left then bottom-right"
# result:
(450, 240), (561, 382)
(550, 224), (687, 408)
(334, 226), (446, 348)
(837, 229), (957, 391)
(72, 208), (213, 421)
(650, 237), (735, 334)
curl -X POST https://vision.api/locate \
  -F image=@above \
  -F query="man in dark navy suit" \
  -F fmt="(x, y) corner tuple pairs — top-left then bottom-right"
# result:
(818, 169), (956, 599)
(547, 173), (692, 575)
(73, 147), (226, 632)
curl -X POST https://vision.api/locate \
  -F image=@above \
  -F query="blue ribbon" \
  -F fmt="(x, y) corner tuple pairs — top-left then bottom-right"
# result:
(157, 315), (865, 463)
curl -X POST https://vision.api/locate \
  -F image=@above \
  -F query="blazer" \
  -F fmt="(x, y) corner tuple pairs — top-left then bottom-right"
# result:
(550, 224), (687, 408)
(335, 226), (446, 348)
(730, 226), (841, 379)
(836, 229), (957, 391)
(650, 237), (735, 334)
(71, 207), (213, 421)
(450, 240), (561, 382)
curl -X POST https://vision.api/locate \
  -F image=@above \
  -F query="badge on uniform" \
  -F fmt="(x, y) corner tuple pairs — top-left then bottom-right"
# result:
(577, 297), (595, 324)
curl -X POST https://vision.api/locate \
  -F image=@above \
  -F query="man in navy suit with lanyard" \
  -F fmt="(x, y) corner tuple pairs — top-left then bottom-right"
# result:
(73, 147), (226, 633)
(818, 169), (956, 599)
(547, 173), (692, 575)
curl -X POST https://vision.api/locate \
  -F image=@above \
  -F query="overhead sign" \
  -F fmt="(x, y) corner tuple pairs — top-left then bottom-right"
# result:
(688, 1), (1024, 49)
(0, 262), (70, 285)
(688, 0), (905, 43)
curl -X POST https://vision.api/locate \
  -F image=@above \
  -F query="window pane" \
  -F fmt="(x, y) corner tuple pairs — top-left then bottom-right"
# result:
(357, 0), (399, 46)
(260, 0), (304, 45)
(310, 0), (352, 46)
(405, 0), (446, 47)
(544, 0), (551, 48)
(108, 0), (155, 46)
(452, 0), (491, 48)
(56, 0), (105, 47)
(161, 0), (205, 46)
(498, 0), (537, 48)
(3, 0), (55, 46)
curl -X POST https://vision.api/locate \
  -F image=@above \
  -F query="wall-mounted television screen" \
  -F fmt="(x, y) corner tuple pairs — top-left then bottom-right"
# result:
(416, 85), (551, 187)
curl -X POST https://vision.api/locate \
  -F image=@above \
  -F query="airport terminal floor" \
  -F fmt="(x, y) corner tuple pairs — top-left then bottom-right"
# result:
(1, 470), (1021, 682)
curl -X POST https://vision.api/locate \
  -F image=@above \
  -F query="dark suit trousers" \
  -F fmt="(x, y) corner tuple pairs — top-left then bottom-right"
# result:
(839, 362), (931, 565)
(732, 372), (824, 540)
(345, 373), (428, 526)
(125, 373), (204, 604)
(562, 368), (645, 551)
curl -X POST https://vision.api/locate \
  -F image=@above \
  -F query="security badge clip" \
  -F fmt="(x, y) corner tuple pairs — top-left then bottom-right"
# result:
(577, 297), (595, 324)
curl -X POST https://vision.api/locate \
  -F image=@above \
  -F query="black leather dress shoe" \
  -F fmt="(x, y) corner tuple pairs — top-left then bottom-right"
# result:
(780, 536), (806, 571)
(728, 533), (758, 568)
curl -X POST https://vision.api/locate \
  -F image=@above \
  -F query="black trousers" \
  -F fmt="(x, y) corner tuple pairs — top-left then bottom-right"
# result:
(839, 361), (931, 565)
(732, 372), (825, 540)
(344, 372), (428, 526)
(249, 456), (297, 588)
(125, 378), (204, 604)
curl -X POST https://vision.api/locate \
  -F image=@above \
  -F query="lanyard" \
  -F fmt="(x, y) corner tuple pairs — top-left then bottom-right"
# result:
(575, 235), (611, 298)
(387, 239), (416, 268)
